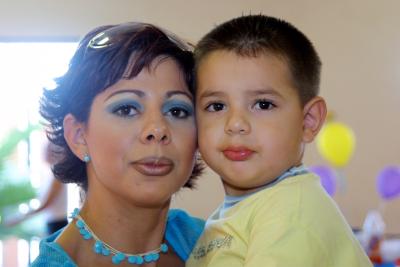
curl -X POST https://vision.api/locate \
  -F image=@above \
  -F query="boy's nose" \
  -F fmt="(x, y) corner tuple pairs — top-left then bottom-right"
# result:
(224, 112), (251, 135)
(140, 117), (171, 145)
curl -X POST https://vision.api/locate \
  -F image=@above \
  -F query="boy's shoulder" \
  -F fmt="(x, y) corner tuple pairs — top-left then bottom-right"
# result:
(244, 172), (322, 209)
(253, 172), (341, 219)
(216, 173), (343, 227)
(230, 172), (356, 243)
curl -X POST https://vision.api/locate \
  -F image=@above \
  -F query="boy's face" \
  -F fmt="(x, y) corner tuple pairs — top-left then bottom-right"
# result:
(196, 50), (309, 196)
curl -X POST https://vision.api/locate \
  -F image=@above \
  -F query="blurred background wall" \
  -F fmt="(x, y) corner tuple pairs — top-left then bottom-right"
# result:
(0, 0), (399, 233)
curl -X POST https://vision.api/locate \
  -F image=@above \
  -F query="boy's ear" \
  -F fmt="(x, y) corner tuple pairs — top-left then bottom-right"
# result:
(302, 96), (327, 143)
(63, 114), (87, 160)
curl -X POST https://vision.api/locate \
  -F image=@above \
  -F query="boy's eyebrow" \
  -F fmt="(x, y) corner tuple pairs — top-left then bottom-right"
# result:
(198, 88), (284, 98)
(248, 88), (283, 98)
(197, 90), (225, 99)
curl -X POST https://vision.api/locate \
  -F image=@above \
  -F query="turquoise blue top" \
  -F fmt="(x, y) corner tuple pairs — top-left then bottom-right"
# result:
(30, 209), (205, 266)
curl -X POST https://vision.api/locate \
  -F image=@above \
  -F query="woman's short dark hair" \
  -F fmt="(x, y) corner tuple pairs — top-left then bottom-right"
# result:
(40, 22), (203, 190)
(194, 14), (321, 106)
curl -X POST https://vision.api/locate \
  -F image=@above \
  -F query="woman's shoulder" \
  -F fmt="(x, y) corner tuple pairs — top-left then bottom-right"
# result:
(166, 209), (205, 241)
(166, 209), (205, 261)
(30, 229), (77, 267)
(167, 208), (205, 225)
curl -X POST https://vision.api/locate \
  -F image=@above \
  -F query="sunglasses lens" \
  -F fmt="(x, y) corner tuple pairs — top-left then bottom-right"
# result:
(88, 23), (137, 49)
(86, 22), (191, 52)
(88, 32), (110, 49)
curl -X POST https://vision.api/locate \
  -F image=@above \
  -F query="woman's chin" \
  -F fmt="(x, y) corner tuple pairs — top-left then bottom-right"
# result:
(129, 192), (172, 209)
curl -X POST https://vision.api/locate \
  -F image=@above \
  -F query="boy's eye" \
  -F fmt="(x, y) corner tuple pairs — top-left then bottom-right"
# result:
(254, 100), (275, 110)
(205, 102), (225, 112)
(113, 105), (139, 117)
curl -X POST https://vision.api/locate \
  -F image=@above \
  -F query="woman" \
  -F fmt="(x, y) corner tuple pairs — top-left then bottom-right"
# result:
(31, 22), (204, 267)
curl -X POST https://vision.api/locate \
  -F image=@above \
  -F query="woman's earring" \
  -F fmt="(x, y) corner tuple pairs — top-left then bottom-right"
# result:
(83, 154), (91, 163)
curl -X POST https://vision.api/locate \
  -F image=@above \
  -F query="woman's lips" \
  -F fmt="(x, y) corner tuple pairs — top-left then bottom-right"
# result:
(132, 157), (174, 176)
(223, 147), (254, 161)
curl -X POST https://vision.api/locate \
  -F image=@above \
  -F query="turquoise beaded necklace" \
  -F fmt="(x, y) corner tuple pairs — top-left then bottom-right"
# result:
(70, 208), (169, 265)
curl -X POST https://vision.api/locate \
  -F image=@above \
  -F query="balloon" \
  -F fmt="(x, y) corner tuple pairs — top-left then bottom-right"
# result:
(316, 121), (356, 167)
(309, 165), (337, 196)
(376, 166), (400, 200)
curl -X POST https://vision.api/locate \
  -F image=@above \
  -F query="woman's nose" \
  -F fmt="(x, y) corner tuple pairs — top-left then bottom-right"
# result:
(224, 110), (251, 135)
(140, 117), (171, 145)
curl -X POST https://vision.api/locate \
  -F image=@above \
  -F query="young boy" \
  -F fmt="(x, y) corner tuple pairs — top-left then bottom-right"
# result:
(187, 15), (372, 266)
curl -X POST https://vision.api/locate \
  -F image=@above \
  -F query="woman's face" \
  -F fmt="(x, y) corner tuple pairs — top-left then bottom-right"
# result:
(82, 57), (196, 207)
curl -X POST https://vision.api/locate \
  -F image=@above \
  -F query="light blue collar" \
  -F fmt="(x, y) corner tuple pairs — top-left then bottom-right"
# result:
(220, 165), (308, 216)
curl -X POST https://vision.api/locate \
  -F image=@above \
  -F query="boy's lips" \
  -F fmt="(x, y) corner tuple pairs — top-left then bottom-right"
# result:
(222, 147), (254, 161)
(132, 157), (174, 176)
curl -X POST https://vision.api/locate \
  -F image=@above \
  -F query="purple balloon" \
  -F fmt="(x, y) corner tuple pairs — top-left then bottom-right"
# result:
(376, 166), (400, 200)
(309, 165), (336, 196)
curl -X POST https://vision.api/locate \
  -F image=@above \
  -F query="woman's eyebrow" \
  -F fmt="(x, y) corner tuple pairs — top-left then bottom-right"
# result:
(105, 89), (145, 101)
(166, 90), (193, 101)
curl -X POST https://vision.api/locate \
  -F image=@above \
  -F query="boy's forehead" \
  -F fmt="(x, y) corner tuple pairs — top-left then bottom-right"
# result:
(199, 49), (287, 65)
(197, 49), (292, 82)
(195, 49), (302, 103)
(197, 50), (292, 84)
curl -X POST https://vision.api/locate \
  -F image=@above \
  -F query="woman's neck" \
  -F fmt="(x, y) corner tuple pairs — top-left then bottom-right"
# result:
(79, 191), (170, 254)
(56, 192), (174, 267)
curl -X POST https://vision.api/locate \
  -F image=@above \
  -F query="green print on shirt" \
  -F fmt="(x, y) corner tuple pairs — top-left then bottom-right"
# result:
(192, 234), (233, 259)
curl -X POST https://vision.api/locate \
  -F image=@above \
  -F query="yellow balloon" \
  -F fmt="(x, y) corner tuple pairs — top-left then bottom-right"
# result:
(316, 122), (356, 167)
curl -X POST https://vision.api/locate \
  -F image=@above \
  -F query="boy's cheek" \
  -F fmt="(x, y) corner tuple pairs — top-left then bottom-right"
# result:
(196, 114), (212, 128)
(198, 125), (218, 146)
(198, 120), (220, 136)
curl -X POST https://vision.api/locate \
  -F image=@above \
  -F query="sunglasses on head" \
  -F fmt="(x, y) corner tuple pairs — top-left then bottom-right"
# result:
(87, 22), (192, 52)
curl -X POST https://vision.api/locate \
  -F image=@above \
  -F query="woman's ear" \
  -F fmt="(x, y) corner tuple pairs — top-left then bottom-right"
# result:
(302, 96), (327, 143)
(63, 114), (87, 160)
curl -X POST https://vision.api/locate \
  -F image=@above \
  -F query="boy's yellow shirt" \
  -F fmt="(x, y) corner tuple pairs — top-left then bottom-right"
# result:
(187, 173), (372, 267)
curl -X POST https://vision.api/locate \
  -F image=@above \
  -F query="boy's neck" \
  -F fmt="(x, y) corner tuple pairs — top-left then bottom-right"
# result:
(223, 164), (307, 197)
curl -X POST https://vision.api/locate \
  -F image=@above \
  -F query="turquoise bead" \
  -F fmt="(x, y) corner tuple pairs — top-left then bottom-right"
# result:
(94, 241), (102, 248)
(76, 220), (84, 228)
(152, 253), (160, 261)
(160, 243), (168, 253)
(83, 233), (92, 240)
(144, 254), (153, 263)
(71, 208), (79, 218)
(111, 256), (121, 265)
(115, 253), (125, 261)
(127, 256), (137, 264)
(79, 228), (87, 235)
(93, 246), (102, 254)
(93, 241), (102, 254)
(102, 247), (110, 256)
(136, 256), (144, 265)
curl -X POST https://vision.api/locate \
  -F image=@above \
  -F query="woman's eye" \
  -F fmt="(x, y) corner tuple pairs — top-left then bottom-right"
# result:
(113, 105), (138, 117)
(205, 102), (225, 112)
(254, 100), (275, 110)
(167, 107), (190, 119)
(163, 101), (194, 119)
